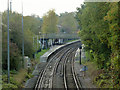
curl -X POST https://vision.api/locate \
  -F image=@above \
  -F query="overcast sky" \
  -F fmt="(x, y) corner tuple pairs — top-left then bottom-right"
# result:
(0, 0), (84, 17)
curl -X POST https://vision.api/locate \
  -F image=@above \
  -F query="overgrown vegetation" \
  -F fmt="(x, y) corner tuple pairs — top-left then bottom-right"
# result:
(35, 49), (49, 61)
(2, 11), (43, 89)
(2, 69), (34, 89)
(76, 2), (120, 88)
(2, 11), (42, 71)
(42, 9), (58, 34)
(58, 12), (79, 34)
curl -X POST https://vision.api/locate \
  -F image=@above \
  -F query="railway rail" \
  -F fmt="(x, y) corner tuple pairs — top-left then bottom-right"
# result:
(34, 42), (82, 89)
(63, 48), (82, 90)
(35, 47), (70, 89)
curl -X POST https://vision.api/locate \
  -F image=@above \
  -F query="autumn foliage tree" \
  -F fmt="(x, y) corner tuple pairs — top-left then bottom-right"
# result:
(41, 9), (58, 34)
(76, 2), (120, 88)
(58, 12), (78, 34)
(2, 11), (41, 71)
(104, 2), (120, 88)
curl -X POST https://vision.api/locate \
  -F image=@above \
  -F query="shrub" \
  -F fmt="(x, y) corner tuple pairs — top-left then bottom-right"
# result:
(25, 73), (33, 79)
(2, 75), (20, 87)
(2, 83), (18, 90)
(98, 80), (106, 87)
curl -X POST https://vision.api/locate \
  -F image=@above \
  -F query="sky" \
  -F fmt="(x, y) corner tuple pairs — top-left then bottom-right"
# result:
(0, 0), (84, 17)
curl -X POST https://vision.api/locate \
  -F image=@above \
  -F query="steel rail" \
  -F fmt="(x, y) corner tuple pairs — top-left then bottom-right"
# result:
(35, 43), (81, 89)
(63, 48), (82, 89)
(34, 48), (65, 89)
(51, 48), (74, 89)
(63, 48), (76, 89)
(35, 47), (70, 89)
(71, 51), (82, 89)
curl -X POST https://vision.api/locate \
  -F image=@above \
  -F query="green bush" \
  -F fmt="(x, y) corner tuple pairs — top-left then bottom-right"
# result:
(2, 83), (18, 90)
(2, 75), (7, 83)
(2, 75), (20, 87)
(98, 80), (106, 87)
(10, 70), (18, 74)
(25, 73), (33, 79)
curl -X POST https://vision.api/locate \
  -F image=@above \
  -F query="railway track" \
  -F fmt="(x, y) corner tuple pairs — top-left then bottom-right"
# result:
(34, 47), (71, 89)
(35, 43), (82, 89)
(63, 48), (82, 89)
(52, 47), (75, 88)
(63, 49), (76, 89)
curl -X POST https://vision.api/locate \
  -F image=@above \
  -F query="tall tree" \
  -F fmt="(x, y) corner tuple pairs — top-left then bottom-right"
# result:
(23, 15), (42, 35)
(104, 2), (120, 88)
(41, 9), (58, 34)
(58, 12), (78, 34)
(2, 11), (36, 70)
(76, 2), (120, 88)
(76, 2), (111, 69)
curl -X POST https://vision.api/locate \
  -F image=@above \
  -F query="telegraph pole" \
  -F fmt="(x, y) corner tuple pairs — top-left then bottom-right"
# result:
(7, 0), (10, 83)
(22, 2), (24, 68)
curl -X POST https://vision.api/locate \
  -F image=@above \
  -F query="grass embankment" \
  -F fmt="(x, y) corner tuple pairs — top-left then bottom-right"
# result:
(2, 49), (49, 89)
(13, 69), (27, 86)
(81, 52), (113, 88)
(2, 64), (34, 89)
(35, 48), (49, 62)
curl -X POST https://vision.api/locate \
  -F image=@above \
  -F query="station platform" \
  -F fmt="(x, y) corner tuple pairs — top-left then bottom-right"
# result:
(40, 40), (80, 62)
(40, 45), (61, 62)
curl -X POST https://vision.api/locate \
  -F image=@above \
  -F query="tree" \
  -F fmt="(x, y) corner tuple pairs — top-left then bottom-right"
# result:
(76, 2), (111, 69)
(41, 9), (58, 34)
(58, 12), (78, 34)
(2, 11), (36, 70)
(104, 2), (120, 88)
(23, 16), (42, 35)
(76, 2), (120, 88)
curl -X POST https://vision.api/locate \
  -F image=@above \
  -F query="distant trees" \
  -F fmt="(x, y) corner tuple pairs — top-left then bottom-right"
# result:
(41, 9), (58, 34)
(76, 2), (120, 88)
(41, 10), (79, 34)
(23, 15), (42, 35)
(58, 12), (78, 34)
